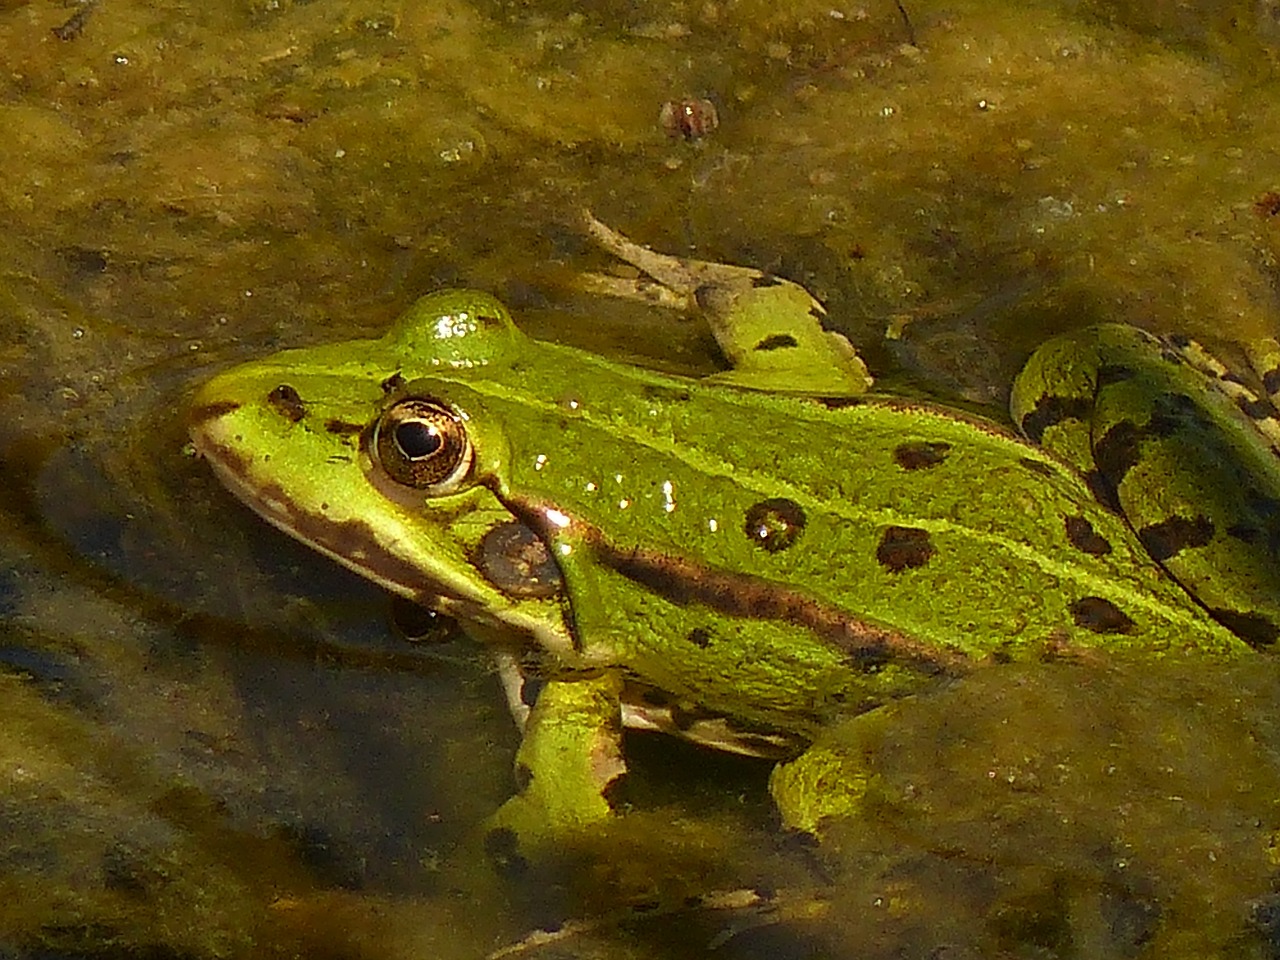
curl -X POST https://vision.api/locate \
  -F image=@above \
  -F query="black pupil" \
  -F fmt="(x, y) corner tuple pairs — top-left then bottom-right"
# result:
(396, 420), (444, 459)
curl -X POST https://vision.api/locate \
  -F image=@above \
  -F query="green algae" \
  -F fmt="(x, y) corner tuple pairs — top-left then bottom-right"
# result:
(3, 0), (1280, 956)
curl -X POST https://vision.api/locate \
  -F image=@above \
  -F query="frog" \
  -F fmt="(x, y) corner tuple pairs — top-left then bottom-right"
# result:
(188, 211), (1280, 852)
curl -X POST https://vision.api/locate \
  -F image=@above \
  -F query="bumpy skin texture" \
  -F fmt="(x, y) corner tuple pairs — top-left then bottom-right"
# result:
(1011, 324), (1280, 650)
(189, 226), (1280, 847)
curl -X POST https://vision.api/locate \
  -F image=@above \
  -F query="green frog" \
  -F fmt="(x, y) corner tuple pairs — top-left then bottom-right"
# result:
(189, 213), (1280, 850)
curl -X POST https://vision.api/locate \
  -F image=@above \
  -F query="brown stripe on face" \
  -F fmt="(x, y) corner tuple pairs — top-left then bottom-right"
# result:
(325, 418), (366, 435)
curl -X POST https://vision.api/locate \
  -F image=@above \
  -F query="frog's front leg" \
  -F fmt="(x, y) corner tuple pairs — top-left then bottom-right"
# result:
(484, 671), (626, 863)
(579, 212), (873, 397)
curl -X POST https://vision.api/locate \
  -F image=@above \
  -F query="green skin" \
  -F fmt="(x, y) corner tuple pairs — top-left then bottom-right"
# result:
(189, 216), (1280, 846)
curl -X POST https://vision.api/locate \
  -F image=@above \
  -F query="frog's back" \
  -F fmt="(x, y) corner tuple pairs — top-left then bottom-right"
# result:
(460, 351), (1243, 733)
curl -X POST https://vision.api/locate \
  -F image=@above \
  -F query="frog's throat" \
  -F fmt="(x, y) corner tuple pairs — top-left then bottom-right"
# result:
(501, 493), (969, 677)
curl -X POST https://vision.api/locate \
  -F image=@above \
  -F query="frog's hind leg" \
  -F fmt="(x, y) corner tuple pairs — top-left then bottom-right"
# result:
(579, 212), (872, 397)
(1012, 324), (1280, 649)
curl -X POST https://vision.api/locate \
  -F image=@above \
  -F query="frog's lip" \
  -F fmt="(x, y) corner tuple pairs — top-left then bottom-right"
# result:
(190, 416), (476, 608)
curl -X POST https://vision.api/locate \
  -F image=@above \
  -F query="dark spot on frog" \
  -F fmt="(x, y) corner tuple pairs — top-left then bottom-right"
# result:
(1083, 469), (1122, 513)
(687, 627), (713, 648)
(1263, 365), (1280, 396)
(1245, 488), (1280, 522)
(894, 440), (951, 470)
(380, 372), (405, 394)
(753, 334), (799, 351)
(1137, 514), (1214, 562)
(1019, 395), (1092, 444)
(267, 384), (306, 423)
(744, 498), (806, 553)
(1227, 522), (1264, 544)
(1096, 363), (1135, 386)
(52, 0), (97, 41)
(514, 762), (533, 792)
(1148, 392), (1209, 436)
(875, 526), (935, 572)
(324, 418), (364, 435)
(1069, 596), (1135, 634)
(1208, 609), (1279, 649)
(1093, 420), (1141, 487)
(751, 273), (783, 288)
(1065, 515), (1112, 555)
(475, 522), (563, 599)
(641, 383), (692, 403)
(1019, 457), (1055, 478)
(584, 529), (962, 675)
(1237, 394), (1280, 420)
(1164, 332), (1193, 349)
(484, 827), (528, 877)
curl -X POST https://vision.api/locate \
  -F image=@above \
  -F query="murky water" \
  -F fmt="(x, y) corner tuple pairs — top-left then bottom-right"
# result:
(5, 0), (1280, 956)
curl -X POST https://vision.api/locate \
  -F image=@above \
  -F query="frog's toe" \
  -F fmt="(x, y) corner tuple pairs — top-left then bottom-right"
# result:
(769, 743), (872, 837)
(482, 763), (624, 870)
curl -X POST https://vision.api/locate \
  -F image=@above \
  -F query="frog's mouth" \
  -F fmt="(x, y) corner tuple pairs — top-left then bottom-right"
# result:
(190, 401), (583, 666)
(191, 423), (471, 606)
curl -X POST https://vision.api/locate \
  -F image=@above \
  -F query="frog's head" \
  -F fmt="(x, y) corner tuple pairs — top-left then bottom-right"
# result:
(188, 290), (573, 654)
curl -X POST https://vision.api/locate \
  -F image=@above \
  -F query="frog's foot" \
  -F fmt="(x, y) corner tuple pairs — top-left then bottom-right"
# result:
(579, 211), (872, 397)
(483, 673), (626, 871)
(767, 715), (880, 839)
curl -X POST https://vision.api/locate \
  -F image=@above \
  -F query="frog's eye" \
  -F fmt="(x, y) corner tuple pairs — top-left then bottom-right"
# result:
(371, 398), (473, 493)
